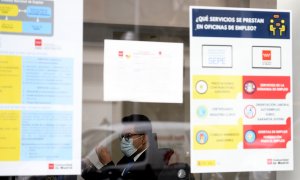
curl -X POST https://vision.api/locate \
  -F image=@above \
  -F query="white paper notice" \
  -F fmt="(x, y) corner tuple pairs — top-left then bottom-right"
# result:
(104, 40), (184, 103)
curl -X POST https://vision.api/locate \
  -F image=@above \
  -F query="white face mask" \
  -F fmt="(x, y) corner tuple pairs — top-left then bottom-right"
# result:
(120, 136), (142, 157)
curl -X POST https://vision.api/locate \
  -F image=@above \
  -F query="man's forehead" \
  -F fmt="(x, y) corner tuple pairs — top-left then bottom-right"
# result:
(122, 124), (135, 133)
(121, 122), (150, 133)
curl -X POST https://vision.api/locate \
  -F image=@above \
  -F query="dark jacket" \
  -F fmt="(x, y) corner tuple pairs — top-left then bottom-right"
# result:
(82, 133), (165, 180)
(81, 148), (164, 180)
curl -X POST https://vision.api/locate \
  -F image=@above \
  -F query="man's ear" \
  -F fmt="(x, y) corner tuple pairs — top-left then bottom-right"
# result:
(143, 134), (148, 144)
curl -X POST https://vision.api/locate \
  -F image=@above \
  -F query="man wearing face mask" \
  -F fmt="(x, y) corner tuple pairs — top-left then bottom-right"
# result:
(81, 114), (164, 180)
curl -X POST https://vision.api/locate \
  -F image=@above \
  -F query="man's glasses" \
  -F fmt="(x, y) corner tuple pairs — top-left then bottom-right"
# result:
(120, 133), (143, 141)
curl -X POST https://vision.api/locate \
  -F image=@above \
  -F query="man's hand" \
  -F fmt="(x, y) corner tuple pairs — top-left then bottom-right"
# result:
(96, 146), (112, 165)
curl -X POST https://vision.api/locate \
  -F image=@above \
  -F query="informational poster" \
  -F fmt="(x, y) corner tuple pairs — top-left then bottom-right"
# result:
(104, 40), (183, 103)
(189, 7), (292, 172)
(0, 0), (82, 176)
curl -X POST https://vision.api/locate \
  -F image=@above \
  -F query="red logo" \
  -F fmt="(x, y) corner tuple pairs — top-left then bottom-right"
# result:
(35, 39), (42, 47)
(118, 51), (123, 57)
(262, 50), (271, 60)
(267, 159), (273, 165)
(48, 163), (54, 169)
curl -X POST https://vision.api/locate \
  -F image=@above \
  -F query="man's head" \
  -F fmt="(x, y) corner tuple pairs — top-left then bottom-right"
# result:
(122, 114), (152, 133)
(120, 114), (152, 157)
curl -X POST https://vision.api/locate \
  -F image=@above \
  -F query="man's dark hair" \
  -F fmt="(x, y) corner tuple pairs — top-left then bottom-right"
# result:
(122, 114), (152, 134)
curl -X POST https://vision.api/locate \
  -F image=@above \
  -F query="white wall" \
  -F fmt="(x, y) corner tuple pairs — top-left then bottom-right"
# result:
(277, 0), (300, 180)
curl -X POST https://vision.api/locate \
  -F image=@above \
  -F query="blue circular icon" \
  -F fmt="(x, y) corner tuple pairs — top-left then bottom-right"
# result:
(196, 130), (208, 144)
(245, 130), (256, 143)
(197, 106), (207, 118)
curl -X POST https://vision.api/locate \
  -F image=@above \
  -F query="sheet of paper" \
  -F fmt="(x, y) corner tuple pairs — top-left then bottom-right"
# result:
(0, 0), (82, 175)
(104, 40), (183, 103)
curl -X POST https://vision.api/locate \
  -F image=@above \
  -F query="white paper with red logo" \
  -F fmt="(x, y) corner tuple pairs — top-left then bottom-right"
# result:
(103, 40), (184, 103)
